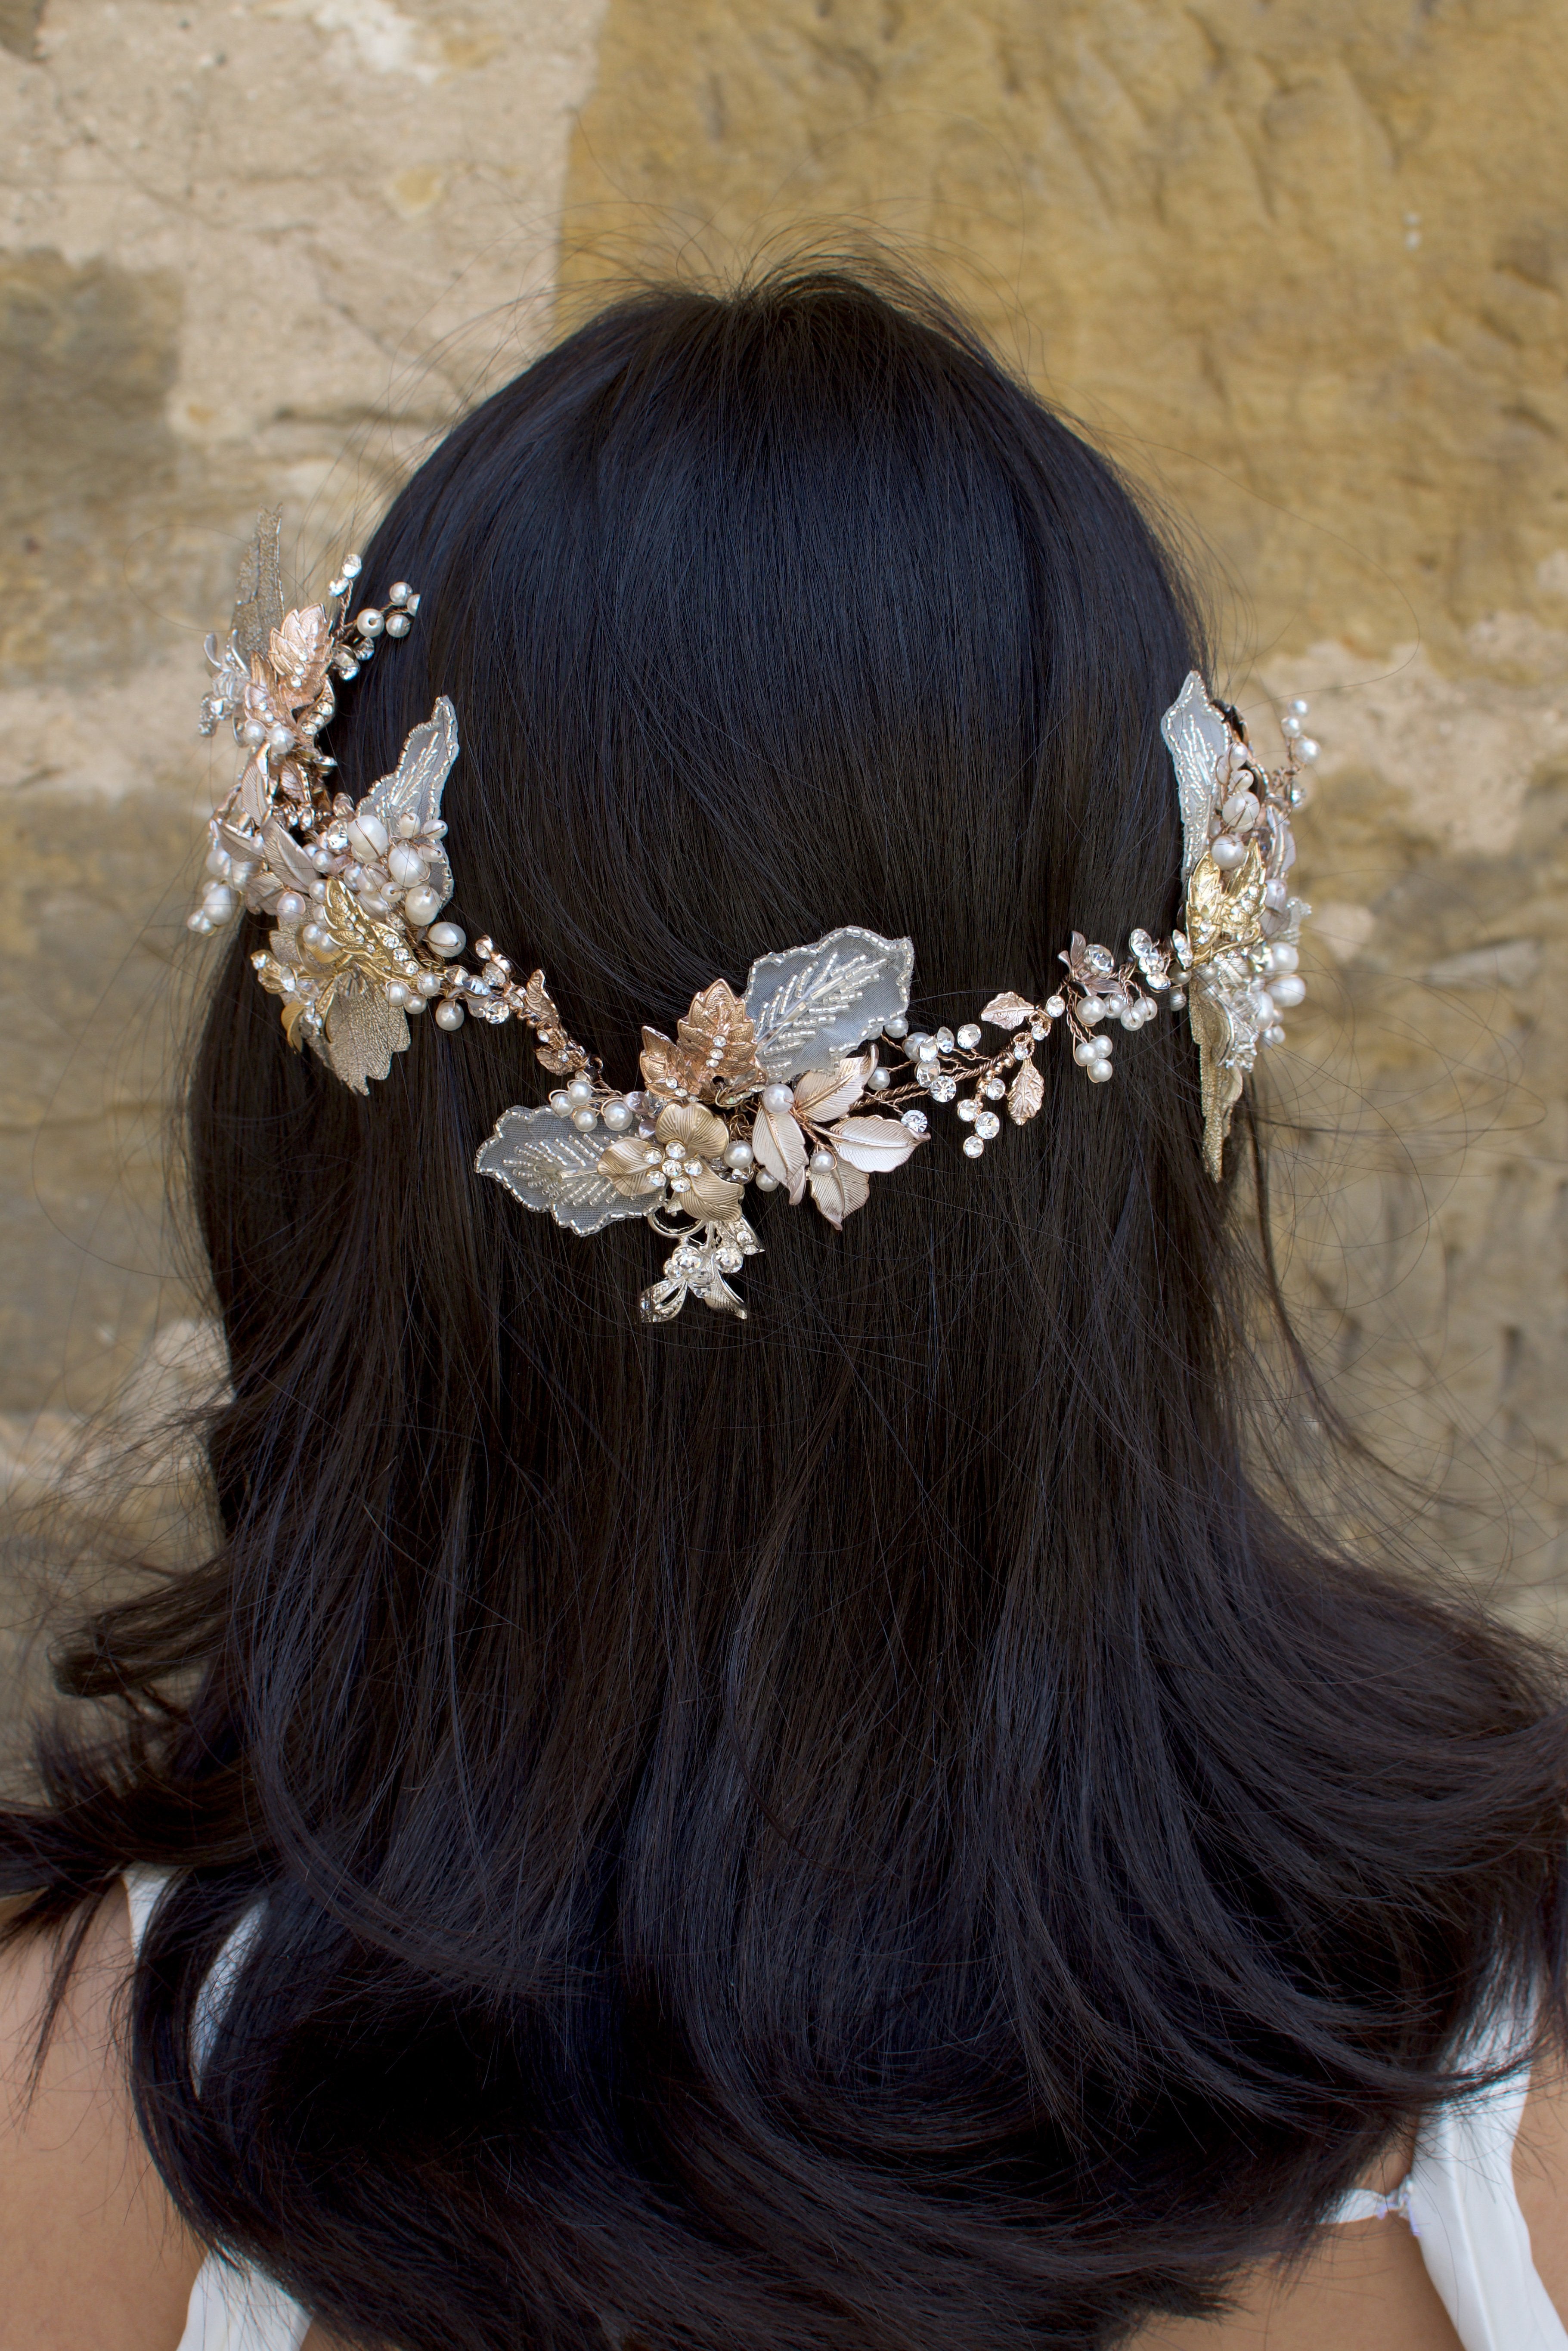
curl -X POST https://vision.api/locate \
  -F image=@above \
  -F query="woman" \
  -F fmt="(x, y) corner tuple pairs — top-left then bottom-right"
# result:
(3, 267), (1566, 2351)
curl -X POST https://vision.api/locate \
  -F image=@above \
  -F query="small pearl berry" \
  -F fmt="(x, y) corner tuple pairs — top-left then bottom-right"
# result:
(571, 1107), (598, 1132)
(549, 1090), (572, 1116)
(567, 1075), (595, 1105)
(761, 1083), (795, 1114)
(809, 1148), (835, 1174)
(385, 980), (411, 1008)
(601, 1100), (635, 1133)
(1087, 1059), (1113, 1083)
(868, 1066), (891, 1090)
(723, 1137), (754, 1168)
(434, 1000), (465, 1031)
(884, 1015), (908, 1039)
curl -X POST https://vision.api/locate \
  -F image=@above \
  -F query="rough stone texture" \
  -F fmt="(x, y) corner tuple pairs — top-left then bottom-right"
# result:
(0, 0), (607, 1714)
(561, 0), (1568, 1627)
(4, 0), (1568, 1708)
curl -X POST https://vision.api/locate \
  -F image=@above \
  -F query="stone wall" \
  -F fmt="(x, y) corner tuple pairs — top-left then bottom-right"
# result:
(3, 1), (1566, 1688)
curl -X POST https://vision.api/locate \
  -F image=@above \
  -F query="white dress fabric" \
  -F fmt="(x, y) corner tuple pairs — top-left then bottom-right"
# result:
(123, 1869), (312, 2351)
(124, 1868), (1564, 2350)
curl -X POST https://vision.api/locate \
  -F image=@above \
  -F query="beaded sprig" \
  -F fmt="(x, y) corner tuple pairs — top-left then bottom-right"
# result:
(192, 520), (1317, 1313)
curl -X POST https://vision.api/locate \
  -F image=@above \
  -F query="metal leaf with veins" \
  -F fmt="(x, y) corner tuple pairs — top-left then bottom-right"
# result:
(1160, 671), (1233, 883)
(475, 1106), (651, 1236)
(365, 696), (459, 906)
(324, 978), (409, 1094)
(743, 927), (914, 1080)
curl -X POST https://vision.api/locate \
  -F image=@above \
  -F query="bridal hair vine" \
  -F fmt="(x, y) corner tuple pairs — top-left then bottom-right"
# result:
(193, 517), (1317, 1318)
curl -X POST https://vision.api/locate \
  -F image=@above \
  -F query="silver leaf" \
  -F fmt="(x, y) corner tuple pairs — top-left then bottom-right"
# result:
(366, 697), (459, 906)
(474, 1105), (650, 1236)
(743, 927), (914, 1080)
(262, 815), (320, 892)
(232, 512), (284, 669)
(323, 977), (409, 1093)
(1160, 671), (1232, 884)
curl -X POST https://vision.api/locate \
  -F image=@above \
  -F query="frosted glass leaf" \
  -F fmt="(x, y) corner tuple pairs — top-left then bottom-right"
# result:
(475, 1105), (651, 1236)
(365, 697), (459, 905)
(1159, 671), (1232, 883)
(743, 928), (914, 1079)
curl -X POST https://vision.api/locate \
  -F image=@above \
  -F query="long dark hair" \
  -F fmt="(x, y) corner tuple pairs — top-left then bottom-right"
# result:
(3, 266), (1565, 2351)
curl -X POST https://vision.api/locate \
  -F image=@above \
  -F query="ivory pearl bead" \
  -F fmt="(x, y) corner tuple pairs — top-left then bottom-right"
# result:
(571, 1107), (598, 1133)
(1087, 1060), (1114, 1083)
(884, 1016), (908, 1039)
(415, 970), (443, 997)
(384, 613), (412, 638)
(723, 1138), (754, 1168)
(348, 814), (390, 861)
(427, 922), (465, 957)
(1209, 833), (1246, 870)
(385, 981), (411, 1008)
(434, 1000), (465, 1031)
(1267, 973), (1305, 1008)
(761, 1083), (795, 1114)
(403, 885), (443, 927)
(356, 607), (385, 637)
(867, 1066), (891, 1090)
(601, 1100), (635, 1133)
(266, 724), (294, 753)
(809, 1148), (835, 1174)
(388, 582), (412, 607)
(202, 883), (237, 921)
(549, 1090), (572, 1116)
(240, 719), (268, 748)
(1073, 1039), (1101, 1066)
(567, 1075), (595, 1105)
(405, 992), (426, 1014)
(1267, 943), (1299, 973)
(387, 843), (427, 886)
(205, 845), (232, 879)
(753, 1169), (781, 1192)
(276, 892), (306, 925)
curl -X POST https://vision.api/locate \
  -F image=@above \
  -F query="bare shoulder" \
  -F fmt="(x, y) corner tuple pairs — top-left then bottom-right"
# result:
(0, 1885), (203, 2351)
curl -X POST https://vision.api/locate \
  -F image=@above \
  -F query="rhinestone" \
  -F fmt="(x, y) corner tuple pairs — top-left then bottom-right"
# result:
(929, 1074), (958, 1103)
(955, 1022), (982, 1050)
(901, 1109), (929, 1134)
(914, 1064), (935, 1088)
(1013, 1037), (1031, 1059)
(1044, 994), (1065, 1018)
(983, 1078), (1006, 1101)
(962, 1135), (984, 1158)
(975, 1110), (1001, 1140)
(934, 1027), (955, 1050)
(956, 1098), (979, 1123)
(1030, 1020), (1047, 1038)
(672, 1245), (701, 1274)
(669, 1176), (691, 1193)
(716, 1243), (744, 1273)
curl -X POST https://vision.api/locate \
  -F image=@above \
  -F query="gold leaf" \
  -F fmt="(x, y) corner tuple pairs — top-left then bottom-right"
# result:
(519, 969), (589, 1075)
(752, 1103), (809, 1203)
(653, 1101), (729, 1158)
(598, 1136), (665, 1199)
(279, 998), (312, 1052)
(322, 877), (421, 985)
(980, 991), (1035, 1030)
(675, 977), (761, 1090)
(1008, 1056), (1044, 1124)
(808, 1155), (871, 1229)
(827, 1115), (922, 1174)
(1189, 982), (1243, 1182)
(269, 606), (330, 707)
(687, 1164), (746, 1220)
(640, 1027), (701, 1098)
(521, 969), (562, 1027)
(1184, 846), (1265, 964)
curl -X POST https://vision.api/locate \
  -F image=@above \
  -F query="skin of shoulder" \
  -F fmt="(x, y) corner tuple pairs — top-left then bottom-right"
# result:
(0, 1887), (203, 2351)
(1, 1886), (1564, 2351)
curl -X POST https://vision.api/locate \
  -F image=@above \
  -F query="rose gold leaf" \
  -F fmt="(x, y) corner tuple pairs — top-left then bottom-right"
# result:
(640, 1027), (701, 1098)
(791, 1054), (871, 1127)
(675, 977), (760, 1089)
(752, 1104), (809, 1203)
(1008, 1056), (1044, 1124)
(828, 1115), (923, 1174)
(808, 1156), (871, 1229)
(521, 969), (561, 1027)
(535, 1041), (580, 1077)
(980, 992), (1034, 1030)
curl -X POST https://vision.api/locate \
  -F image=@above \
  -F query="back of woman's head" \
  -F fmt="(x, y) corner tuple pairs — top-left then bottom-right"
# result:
(4, 265), (1565, 2351)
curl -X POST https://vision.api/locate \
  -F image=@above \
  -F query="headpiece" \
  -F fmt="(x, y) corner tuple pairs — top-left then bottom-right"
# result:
(192, 518), (1317, 1320)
